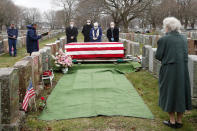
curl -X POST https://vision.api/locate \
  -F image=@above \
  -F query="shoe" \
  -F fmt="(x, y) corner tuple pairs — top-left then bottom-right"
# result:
(176, 122), (183, 128)
(163, 120), (177, 129)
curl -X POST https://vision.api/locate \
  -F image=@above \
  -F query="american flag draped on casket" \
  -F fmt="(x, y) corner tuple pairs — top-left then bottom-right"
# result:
(65, 42), (125, 59)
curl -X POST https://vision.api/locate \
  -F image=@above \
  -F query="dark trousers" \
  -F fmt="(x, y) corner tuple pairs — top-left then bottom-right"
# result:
(8, 39), (17, 56)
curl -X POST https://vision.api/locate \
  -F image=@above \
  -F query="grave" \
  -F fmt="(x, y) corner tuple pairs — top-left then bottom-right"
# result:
(14, 60), (32, 103)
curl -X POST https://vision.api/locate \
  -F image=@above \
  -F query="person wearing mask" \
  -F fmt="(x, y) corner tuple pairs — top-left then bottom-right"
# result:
(107, 22), (119, 42)
(82, 20), (93, 42)
(89, 22), (102, 42)
(26, 23), (49, 56)
(66, 21), (78, 44)
(7, 23), (18, 57)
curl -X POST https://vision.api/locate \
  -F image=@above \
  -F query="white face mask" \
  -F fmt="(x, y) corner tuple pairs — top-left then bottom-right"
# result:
(111, 25), (115, 28)
(87, 23), (91, 25)
(70, 24), (74, 27)
(94, 26), (98, 29)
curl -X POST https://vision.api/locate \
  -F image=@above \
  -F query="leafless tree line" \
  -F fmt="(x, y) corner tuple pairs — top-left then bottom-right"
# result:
(0, 0), (197, 32)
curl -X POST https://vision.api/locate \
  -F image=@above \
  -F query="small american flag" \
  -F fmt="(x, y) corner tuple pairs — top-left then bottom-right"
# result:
(22, 79), (36, 111)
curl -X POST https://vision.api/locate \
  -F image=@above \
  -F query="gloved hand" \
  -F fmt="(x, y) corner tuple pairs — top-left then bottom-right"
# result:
(111, 38), (114, 42)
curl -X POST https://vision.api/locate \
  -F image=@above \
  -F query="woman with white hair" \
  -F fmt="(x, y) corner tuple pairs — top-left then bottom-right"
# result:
(89, 22), (102, 42)
(155, 17), (192, 129)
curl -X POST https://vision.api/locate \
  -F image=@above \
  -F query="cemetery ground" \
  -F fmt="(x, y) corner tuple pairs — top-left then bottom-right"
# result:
(1, 34), (197, 131)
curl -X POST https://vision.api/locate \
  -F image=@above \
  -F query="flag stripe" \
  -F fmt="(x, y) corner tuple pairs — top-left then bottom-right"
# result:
(71, 54), (124, 59)
(67, 42), (123, 45)
(65, 44), (123, 49)
(66, 47), (124, 51)
(67, 50), (124, 55)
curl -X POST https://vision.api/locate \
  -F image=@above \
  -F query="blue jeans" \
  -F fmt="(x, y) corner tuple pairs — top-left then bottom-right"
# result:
(8, 39), (17, 56)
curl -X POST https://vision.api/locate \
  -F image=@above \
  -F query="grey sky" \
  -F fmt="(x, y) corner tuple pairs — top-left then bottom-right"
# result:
(12, 0), (62, 12)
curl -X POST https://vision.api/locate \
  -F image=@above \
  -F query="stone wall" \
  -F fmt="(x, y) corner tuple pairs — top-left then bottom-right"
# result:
(120, 33), (197, 107)
(0, 36), (66, 130)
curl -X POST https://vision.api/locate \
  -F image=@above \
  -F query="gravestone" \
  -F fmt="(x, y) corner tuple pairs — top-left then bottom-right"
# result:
(39, 48), (49, 72)
(188, 55), (197, 98)
(188, 55), (197, 107)
(45, 47), (52, 70)
(0, 68), (19, 125)
(0, 41), (4, 54)
(14, 60), (32, 103)
(3, 39), (9, 53)
(149, 48), (157, 72)
(16, 37), (23, 49)
(125, 40), (131, 56)
(130, 41), (140, 56)
(31, 52), (41, 90)
(142, 45), (152, 69)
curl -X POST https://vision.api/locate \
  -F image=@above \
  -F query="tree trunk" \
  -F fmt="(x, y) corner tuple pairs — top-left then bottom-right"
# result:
(123, 22), (129, 33)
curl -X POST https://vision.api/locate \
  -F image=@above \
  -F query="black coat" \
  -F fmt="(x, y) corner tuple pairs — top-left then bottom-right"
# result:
(107, 27), (119, 42)
(82, 24), (93, 42)
(26, 25), (42, 54)
(66, 26), (78, 44)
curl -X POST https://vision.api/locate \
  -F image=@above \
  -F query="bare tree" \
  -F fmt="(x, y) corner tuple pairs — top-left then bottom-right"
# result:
(53, 0), (78, 26)
(102, 0), (152, 32)
(0, 0), (20, 29)
(22, 8), (42, 25)
(75, 0), (103, 26)
(44, 10), (57, 29)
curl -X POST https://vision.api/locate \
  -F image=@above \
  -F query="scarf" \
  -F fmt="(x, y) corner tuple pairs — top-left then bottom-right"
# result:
(92, 28), (100, 39)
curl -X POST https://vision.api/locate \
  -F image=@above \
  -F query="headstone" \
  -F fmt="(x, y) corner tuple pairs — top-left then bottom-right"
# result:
(188, 55), (197, 98)
(142, 45), (152, 69)
(44, 47), (52, 70)
(0, 68), (19, 125)
(125, 40), (131, 56)
(31, 52), (41, 90)
(14, 60), (32, 103)
(16, 37), (22, 49)
(0, 41), (4, 54)
(149, 48), (157, 72)
(130, 41), (140, 57)
(3, 39), (9, 53)
(39, 48), (49, 72)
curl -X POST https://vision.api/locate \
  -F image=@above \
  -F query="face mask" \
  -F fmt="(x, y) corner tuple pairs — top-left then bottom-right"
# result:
(87, 23), (91, 25)
(94, 26), (98, 29)
(70, 24), (74, 27)
(111, 26), (114, 28)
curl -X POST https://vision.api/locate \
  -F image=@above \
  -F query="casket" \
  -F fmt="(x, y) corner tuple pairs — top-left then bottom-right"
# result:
(65, 42), (125, 59)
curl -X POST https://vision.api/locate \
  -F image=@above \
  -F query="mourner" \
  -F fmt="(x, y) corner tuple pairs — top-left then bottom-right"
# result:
(26, 24), (48, 56)
(66, 21), (78, 44)
(107, 22), (119, 42)
(155, 17), (192, 129)
(89, 22), (102, 42)
(82, 20), (93, 42)
(7, 23), (18, 57)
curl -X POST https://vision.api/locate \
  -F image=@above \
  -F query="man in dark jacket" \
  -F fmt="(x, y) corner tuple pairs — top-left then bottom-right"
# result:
(82, 20), (93, 42)
(26, 24), (48, 56)
(7, 23), (18, 57)
(66, 21), (78, 44)
(107, 22), (119, 42)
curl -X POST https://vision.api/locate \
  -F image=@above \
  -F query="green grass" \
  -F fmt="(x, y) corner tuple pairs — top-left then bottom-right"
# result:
(22, 70), (197, 131)
(0, 33), (65, 68)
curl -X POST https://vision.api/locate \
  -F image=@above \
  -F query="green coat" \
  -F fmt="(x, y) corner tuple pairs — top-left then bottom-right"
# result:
(155, 31), (192, 113)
